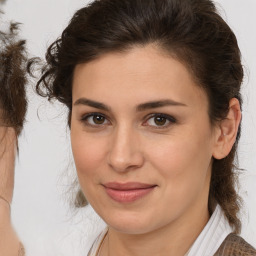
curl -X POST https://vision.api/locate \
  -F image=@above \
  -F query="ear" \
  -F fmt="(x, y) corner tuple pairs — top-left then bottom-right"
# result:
(212, 98), (241, 160)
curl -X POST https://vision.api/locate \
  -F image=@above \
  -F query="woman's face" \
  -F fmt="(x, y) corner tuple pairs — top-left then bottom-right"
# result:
(71, 45), (218, 235)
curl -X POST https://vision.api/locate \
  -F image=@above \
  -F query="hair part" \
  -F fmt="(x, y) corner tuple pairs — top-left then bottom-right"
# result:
(36, 0), (243, 233)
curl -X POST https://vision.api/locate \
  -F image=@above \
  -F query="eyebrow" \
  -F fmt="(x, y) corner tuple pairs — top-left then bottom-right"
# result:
(74, 98), (110, 111)
(136, 99), (187, 111)
(73, 98), (187, 111)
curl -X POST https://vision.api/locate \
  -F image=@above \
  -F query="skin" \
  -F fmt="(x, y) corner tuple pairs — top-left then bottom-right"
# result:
(0, 125), (21, 255)
(71, 45), (241, 256)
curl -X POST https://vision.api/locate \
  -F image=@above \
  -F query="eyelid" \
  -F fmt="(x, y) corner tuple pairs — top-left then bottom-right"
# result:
(79, 112), (176, 129)
(80, 112), (111, 126)
(142, 113), (176, 128)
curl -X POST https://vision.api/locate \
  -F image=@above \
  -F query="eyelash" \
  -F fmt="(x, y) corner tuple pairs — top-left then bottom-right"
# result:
(142, 113), (176, 129)
(80, 112), (176, 129)
(80, 112), (110, 127)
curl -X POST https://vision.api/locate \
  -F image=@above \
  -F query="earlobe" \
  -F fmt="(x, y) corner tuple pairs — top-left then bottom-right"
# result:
(212, 98), (241, 160)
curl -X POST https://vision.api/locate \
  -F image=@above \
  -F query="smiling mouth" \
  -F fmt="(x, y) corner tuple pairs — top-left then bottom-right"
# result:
(103, 182), (157, 203)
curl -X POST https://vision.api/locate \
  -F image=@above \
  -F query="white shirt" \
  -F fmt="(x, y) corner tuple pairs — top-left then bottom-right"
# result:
(186, 204), (233, 256)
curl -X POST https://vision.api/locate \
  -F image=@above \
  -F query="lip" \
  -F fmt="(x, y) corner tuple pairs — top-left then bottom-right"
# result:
(103, 182), (157, 203)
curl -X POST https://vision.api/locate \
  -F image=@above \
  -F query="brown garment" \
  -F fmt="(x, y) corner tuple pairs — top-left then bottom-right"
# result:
(214, 233), (256, 256)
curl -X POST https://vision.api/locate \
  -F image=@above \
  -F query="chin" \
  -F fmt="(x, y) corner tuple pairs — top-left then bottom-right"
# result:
(110, 223), (153, 235)
(102, 211), (159, 235)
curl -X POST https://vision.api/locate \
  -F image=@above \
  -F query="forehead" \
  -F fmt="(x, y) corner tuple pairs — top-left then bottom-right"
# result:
(72, 45), (208, 109)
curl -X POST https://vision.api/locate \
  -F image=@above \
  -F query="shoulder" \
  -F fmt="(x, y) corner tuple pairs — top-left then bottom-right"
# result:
(214, 233), (256, 256)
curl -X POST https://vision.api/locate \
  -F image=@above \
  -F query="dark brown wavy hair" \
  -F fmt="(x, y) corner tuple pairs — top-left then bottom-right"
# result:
(36, 0), (243, 233)
(0, 18), (27, 136)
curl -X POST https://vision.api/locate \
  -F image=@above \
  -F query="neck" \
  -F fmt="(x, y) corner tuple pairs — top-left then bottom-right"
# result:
(100, 203), (209, 256)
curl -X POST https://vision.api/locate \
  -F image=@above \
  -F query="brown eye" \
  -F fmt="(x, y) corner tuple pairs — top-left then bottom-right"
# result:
(144, 114), (176, 128)
(154, 116), (167, 126)
(93, 115), (106, 124)
(81, 113), (109, 126)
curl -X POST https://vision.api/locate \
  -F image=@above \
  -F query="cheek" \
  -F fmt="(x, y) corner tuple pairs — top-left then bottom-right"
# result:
(146, 127), (213, 195)
(142, 132), (212, 224)
(148, 135), (212, 173)
(71, 131), (107, 182)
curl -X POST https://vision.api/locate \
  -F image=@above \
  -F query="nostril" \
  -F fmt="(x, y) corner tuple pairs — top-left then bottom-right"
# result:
(108, 152), (144, 173)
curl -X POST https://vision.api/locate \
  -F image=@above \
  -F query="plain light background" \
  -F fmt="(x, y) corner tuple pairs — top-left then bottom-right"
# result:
(1, 0), (256, 255)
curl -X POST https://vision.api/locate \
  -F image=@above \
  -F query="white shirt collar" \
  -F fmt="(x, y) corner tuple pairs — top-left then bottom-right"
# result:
(186, 204), (233, 256)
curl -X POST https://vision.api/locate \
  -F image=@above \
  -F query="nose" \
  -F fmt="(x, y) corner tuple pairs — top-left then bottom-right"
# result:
(107, 125), (144, 173)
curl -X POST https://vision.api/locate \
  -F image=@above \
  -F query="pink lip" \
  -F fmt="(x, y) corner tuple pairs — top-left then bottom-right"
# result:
(103, 182), (156, 203)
